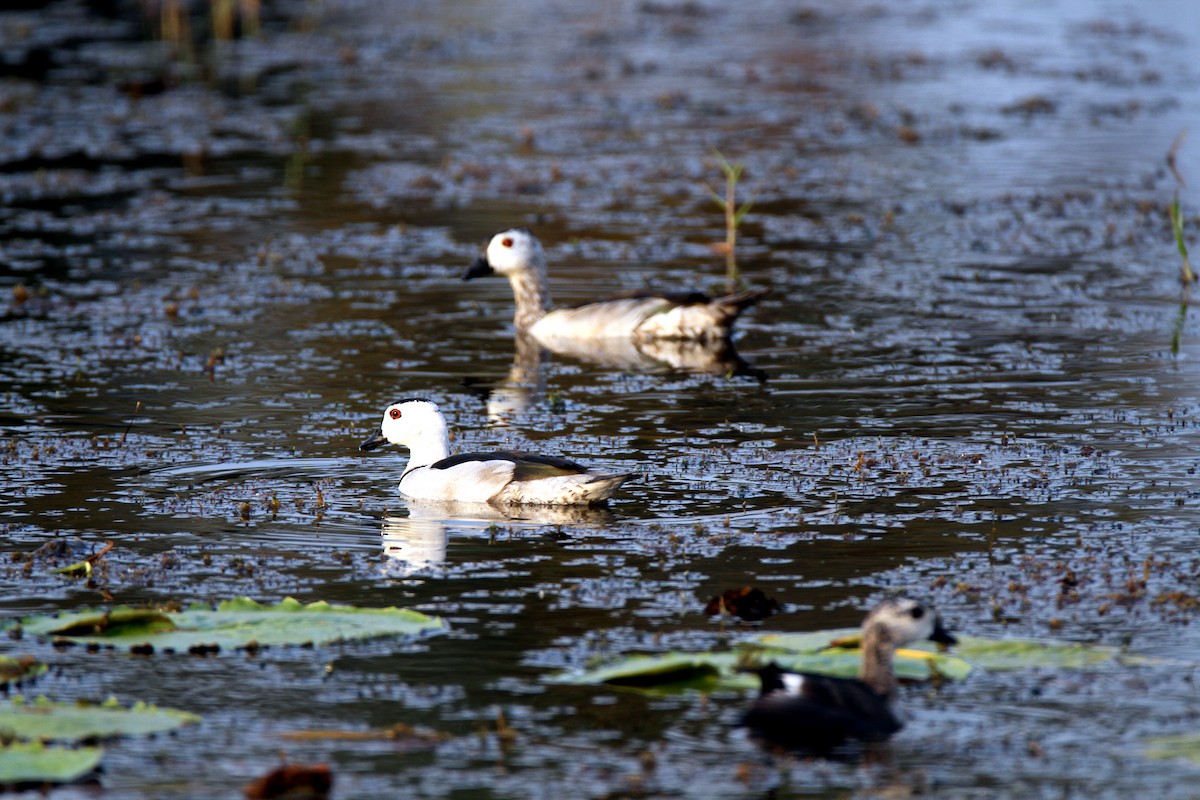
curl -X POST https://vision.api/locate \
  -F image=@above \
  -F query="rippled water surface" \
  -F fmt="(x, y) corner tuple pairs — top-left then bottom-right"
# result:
(3, 0), (1200, 796)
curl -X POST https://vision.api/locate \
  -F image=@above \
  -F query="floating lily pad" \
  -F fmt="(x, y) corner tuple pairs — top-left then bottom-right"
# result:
(0, 656), (45, 687)
(1144, 734), (1200, 764)
(0, 696), (200, 743)
(555, 629), (1130, 693)
(550, 652), (740, 692)
(0, 741), (103, 784)
(9, 597), (445, 653)
(949, 635), (1126, 671)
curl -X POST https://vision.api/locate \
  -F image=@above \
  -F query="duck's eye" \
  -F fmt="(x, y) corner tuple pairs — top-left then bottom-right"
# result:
(389, 408), (402, 420)
(910, 606), (925, 620)
(501, 236), (514, 248)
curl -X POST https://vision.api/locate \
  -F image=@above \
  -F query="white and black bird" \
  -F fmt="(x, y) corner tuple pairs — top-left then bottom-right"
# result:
(463, 228), (767, 343)
(741, 597), (956, 752)
(359, 398), (632, 506)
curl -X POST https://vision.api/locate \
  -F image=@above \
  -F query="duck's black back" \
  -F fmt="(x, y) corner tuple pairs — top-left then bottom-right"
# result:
(743, 669), (902, 752)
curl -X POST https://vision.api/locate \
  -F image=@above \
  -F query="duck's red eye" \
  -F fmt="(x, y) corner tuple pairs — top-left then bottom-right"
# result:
(501, 236), (514, 248)
(389, 408), (402, 420)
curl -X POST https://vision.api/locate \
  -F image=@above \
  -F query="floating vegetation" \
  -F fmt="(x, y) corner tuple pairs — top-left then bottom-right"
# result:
(0, 696), (200, 743)
(10, 597), (445, 653)
(707, 150), (754, 291)
(0, 741), (103, 785)
(553, 629), (1141, 694)
(0, 657), (45, 689)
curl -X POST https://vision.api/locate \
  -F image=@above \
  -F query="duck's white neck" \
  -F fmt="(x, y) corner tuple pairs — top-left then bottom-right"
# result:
(403, 424), (451, 472)
(859, 622), (899, 700)
(508, 257), (551, 331)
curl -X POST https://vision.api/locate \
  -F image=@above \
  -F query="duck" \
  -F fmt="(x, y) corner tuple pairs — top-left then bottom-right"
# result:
(741, 597), (956, 752)
(359, 398), (633, 506)
(463, 228), (767, 342)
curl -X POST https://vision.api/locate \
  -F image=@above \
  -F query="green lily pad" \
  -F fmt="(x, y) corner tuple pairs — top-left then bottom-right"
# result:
(0, 741), (103, 784)
(555, 628), (1132, 693)
(10, 597), (445, 653)
(549, 652), (740, 692)
(948, 635), (1124, 670)
(0, 696), (199, 743)
(0, 656), (45, 687)
(1144, 734), (1200, 764)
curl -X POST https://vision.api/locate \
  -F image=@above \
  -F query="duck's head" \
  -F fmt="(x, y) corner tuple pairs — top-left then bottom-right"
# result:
(360, 398), (444, 451)
(463, 228), (543, 281)
(863, 597), (956, 647)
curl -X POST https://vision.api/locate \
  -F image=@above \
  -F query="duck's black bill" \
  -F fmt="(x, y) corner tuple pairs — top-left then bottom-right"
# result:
(359, 427), (388, 452)
(929, 616), (957, 646)
(462, 256), (494, 281)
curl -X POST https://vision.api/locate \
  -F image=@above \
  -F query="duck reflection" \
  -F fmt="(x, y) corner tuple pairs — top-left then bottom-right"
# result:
(379, 500), (615, 573)
(478, 331), (764, 424)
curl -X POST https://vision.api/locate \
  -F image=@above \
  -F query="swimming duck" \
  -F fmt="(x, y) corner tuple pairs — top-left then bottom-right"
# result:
(359, 398), (633, 506)
(463, 228), (767, 342)
(741, 597), (956, 752)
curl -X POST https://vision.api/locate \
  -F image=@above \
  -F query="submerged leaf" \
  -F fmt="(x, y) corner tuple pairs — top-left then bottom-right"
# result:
(0, 696), (200, 743)
(48, 609), (177, 638)
(12, 597), (444, 653)
(1145, 734), (1200, 764)
(0, 741), (104, 783)
(0, 656), (45, 687)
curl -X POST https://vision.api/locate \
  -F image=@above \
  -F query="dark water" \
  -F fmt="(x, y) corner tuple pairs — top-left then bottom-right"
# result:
(3, 0), (1200, 796)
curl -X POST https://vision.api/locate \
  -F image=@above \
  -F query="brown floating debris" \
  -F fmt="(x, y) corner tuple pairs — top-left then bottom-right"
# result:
(243, 763), (332, 800)
(703, 586), (780, 621)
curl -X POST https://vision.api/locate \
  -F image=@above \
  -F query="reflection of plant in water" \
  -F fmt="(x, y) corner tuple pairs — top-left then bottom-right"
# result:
(1167, 132), (1194, 354)
(707, 150), (754, 291)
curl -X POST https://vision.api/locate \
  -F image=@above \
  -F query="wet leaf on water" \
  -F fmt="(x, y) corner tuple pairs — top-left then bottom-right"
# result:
(0, 656), (45, 687)
(277, 722), (446, 743)
(550, 652), (741, 692)
(12, 597), (445, 653)
(948, 634), (1126, 671)
(51, 560), (91, 578)
(0, 741), (103, 784)
(1144, 734), (1200, 764)
(556, 629), (1129, 692)
(0, 696), (200, 743)
(47, 609), (177, 638)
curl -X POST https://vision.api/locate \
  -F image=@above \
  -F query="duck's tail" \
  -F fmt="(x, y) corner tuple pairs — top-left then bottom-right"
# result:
(711, 287), (769, 322)
(581, 471), (636, 505)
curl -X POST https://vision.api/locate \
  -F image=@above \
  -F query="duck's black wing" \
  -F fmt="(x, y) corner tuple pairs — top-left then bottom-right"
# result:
(430, 451), (591, 480)
(742, 669), (902, 751)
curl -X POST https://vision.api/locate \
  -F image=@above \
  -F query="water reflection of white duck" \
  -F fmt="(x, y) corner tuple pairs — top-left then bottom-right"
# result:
(473, 324), (764, 425)
(379, 501), (614, 573)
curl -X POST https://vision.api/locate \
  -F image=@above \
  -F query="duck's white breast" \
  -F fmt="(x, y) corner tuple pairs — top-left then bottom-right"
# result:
(399, 460), (516, 503)
(531, 297), (672, 339)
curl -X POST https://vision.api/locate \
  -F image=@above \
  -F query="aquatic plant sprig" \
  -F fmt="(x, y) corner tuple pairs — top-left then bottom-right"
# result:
(1166, 131), (1195, 286)
(707, 150), (755, 291)
(1166, 131), (1194, 355)
(1169, 197), (1195, 286)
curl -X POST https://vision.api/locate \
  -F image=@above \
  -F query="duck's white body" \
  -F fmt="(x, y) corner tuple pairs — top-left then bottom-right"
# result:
(359, 399), (632, 506)
(742, 597), (956, 751)
(463, 228), (767, 342)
